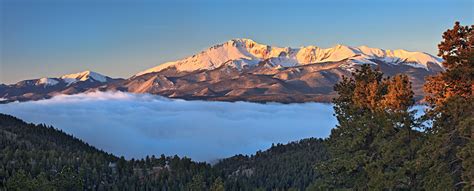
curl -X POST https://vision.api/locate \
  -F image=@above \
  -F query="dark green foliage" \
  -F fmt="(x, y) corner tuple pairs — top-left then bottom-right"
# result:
(215, 138), (328, 190)
(210, 177), (225, 191)
(416, 96), (473, 190)
(310, 65), (421, 190)
(421, 21), (473, 190)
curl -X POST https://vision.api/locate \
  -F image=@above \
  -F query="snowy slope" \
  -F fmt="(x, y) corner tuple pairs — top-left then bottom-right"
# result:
(136, 38), (443, 76)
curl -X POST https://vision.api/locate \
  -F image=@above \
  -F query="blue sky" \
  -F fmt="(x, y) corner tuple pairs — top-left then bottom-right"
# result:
(1, 0), (473, 84)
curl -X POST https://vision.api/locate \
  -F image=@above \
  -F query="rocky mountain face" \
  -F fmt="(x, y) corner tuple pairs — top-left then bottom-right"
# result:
(0, 39), (444, 103)
(106, 60), (441, 103)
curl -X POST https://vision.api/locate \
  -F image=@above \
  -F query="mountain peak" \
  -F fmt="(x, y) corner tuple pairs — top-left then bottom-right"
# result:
(225, 38), (266, 49)
(135, 39), (443, 76)
(228, 38), (257, 44)
(60, 70), (108, 84)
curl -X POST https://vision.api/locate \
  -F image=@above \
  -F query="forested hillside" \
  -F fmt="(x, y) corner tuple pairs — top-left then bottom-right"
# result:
(0, 114), (219, 190)
(0, 114), (329, 190)
(215, 138), (328, 190)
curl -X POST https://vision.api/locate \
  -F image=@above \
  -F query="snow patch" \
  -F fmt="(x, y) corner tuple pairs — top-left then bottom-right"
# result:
(36, 78), (59, 87)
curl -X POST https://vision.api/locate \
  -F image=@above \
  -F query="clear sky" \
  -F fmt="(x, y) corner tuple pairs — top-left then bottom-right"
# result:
(1, 0), (473, 84)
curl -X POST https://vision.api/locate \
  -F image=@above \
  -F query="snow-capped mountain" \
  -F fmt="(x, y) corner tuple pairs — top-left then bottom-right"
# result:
(1, 39), (444, 103)
(136, 38), (443, 76)
(0, 71), (121, 102)
(27, 71), (111, 87)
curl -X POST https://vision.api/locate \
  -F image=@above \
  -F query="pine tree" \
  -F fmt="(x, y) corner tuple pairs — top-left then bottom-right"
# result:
(425, 22), (473, 106)
(382, 75), (414, 111)
(210, 177), (225, 191)
(186, 174), (207, 191)
(32, 172), (53, 191)
(314, 65), (419, 189)
(6, 170), (34, 191)
(420, 21), (473, 190)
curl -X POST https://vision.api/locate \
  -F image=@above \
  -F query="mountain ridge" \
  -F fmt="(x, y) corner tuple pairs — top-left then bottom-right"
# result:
(135, 38), (443, 76)
(0, 39), (444, 103)
(0, 71), (120, 102)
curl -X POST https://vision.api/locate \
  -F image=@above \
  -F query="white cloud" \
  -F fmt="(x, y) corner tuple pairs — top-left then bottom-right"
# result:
(0, 91), (337, 162)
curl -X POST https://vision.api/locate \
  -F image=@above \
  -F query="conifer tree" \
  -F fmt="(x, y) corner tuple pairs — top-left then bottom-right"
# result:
(210, 177), (225, 191)
(420, 21), (473, 190)
(425, 22), (473, 106)
(314, 65), (418, 189)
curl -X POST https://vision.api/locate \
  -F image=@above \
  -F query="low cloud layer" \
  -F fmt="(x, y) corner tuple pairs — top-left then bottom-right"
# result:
(0, 91), (337, 162)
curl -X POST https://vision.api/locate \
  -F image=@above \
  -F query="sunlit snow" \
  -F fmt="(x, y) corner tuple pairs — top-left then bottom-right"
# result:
(136, 38), (443, 76)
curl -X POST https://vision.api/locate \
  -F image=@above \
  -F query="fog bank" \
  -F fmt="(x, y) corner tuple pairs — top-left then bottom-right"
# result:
(0, 92), (337, 162)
